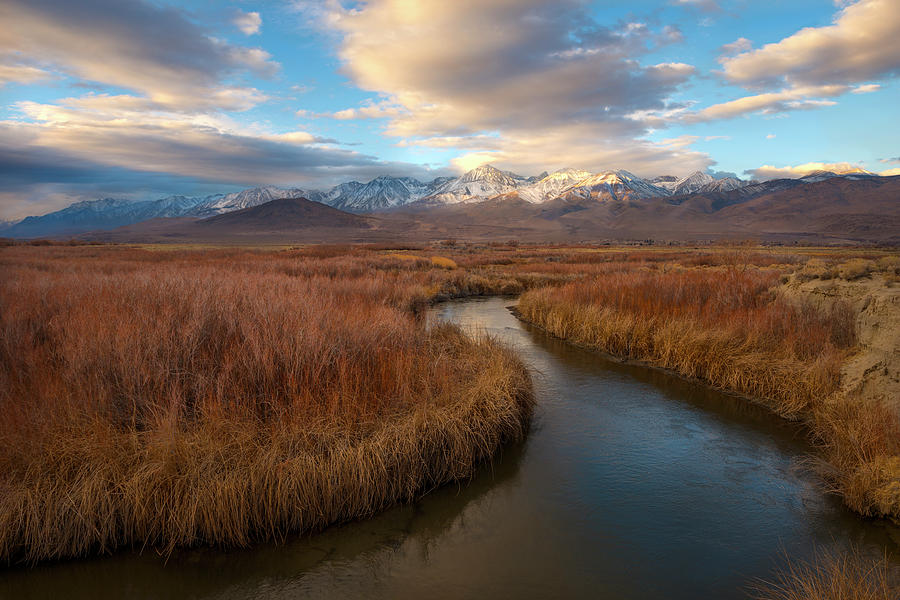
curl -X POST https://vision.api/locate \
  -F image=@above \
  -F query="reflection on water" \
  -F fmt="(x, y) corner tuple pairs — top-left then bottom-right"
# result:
(2, 297), (897, 600)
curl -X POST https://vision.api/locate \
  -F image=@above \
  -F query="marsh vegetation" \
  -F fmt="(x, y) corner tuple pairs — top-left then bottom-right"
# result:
(1, 242), (897, 596)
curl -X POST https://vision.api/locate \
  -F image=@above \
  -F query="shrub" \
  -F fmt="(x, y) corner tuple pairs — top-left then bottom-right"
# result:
(837, 259), (875, 281)
(430, 256), (458, 269)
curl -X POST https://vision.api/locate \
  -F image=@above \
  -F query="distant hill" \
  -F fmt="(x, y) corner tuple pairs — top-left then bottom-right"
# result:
(198, 197), (371, 231)
(4, 195), (217, 238)
(9, 165), (897, 244)
(82, 177), (900, 245)
(86, 197), (417, 243)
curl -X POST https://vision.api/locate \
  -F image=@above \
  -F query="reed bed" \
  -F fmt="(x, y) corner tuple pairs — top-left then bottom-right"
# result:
(517, 269), (855, 418)
(0, 246), (534, 564)
(515, 263), (900, 522)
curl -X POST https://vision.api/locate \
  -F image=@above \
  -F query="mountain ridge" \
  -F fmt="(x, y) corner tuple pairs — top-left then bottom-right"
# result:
(4, 166), (892, 239)
(80, 175), (900, 245)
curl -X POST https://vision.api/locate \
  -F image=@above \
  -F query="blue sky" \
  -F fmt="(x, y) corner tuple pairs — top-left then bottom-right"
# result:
(0, 0), (898, 219)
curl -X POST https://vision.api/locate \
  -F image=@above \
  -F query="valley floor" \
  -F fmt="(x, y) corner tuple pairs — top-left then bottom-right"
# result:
(1, 242), (898, 596)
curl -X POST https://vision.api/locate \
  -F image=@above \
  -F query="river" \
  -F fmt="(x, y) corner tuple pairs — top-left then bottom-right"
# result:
(2, 297), (897, 599)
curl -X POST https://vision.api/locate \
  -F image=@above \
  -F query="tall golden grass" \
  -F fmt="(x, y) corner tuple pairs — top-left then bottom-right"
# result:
(751, 549), (899, 600)
(812, 397), (900, 518)
(515, 262), (900, 522)
(517, 268), (855, 418)
(0, 246), (534, 564)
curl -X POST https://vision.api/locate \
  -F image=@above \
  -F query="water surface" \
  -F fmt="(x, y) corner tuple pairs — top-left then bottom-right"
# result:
(3, 297), (897, 599)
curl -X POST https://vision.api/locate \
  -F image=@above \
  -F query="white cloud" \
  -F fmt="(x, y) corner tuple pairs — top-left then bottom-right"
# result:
(325, 0), (707, 175)
(233, 11), (262, 36)
(0, 93), (445, 220)
(720, 0), (900, 88)
(691, 0), (899, 123)
(766, 133), (776, 139)
(745, 162), (871, 180)
(0, 0), (279, 111)
(851, 83), (881, 94)
(685, 84), (845, 122)
(719, 38), (753, 56)
(0, 55), (55, 87)
(326, 100), (404, 120)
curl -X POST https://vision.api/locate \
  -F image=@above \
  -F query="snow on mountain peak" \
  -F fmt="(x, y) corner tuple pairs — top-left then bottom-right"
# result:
(425, 164), (528, 204)
(516, 168), (594, 203)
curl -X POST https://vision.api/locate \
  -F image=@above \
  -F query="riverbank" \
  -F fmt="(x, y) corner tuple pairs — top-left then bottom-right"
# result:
(2, 293), (898, 599)
(0, 246), (534, 564)
(516, 256), (900, 521)
(781, 269), (900, 519)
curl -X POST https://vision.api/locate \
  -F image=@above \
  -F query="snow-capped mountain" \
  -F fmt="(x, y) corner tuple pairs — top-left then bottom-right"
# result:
(6, 194), (218, 237)
(558, 170), (671, 202)
(327, 176), (429, 212)
(650, 175), (679, 191)
(425, 165), (530, 204)
(799, 169), (877, 183)
(322, 181), (364, 204)
(671, 171), (716, 195)
(699, 176), (747, 193)
(188, 186), (324, 217)
(654, 171), (750, 196)
(516, 168), (594, 203)
(6, 166), (888, 238)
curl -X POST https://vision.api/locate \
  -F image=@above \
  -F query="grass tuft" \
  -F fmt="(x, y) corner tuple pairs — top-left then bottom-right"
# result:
(751, 549), (899, 600)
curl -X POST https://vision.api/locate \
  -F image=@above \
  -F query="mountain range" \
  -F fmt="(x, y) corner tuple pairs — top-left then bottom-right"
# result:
(0, 164), (892, 241)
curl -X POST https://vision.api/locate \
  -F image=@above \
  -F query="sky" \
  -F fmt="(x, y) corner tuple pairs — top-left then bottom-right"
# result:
(0, 0), (898, 219)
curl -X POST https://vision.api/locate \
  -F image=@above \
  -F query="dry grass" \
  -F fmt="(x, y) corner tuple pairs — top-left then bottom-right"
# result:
(812, 397), (900, 517)
(515, 254), (900, 520)
(751, 549), (899, 600)
(0, 246), (533, 564)
(1, 242), (895, 567)
(837, 259), (876, 281)
(517, 268), (855, 418)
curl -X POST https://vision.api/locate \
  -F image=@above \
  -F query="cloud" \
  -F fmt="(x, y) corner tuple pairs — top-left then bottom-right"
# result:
(0, 54), (56, 87)
(233, 10), (262, 35)
(851, 83), (881, 94)
(325, 0), (706, 175)
(744, 162), (871, 180)
(720, 0), (900, 89)
(0, 94), (448, 219)
(326, 100), (405, 120)
(689, 0), (899, 123)
(0, 0), (434, 219)
(0, 0), (278, 110)
(685, 84), (845, 121)
(766, 134), (776, 139)
(719, 38), (752, 56)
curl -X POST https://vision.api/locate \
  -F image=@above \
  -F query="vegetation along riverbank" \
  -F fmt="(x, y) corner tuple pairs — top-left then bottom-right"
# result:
(2, 241), (897, 578)
(0, 244), (535, 564)
(516, 247), (900, 522)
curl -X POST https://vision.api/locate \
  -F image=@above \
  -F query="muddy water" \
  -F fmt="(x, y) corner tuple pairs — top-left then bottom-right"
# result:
(2, 297), (897, 599)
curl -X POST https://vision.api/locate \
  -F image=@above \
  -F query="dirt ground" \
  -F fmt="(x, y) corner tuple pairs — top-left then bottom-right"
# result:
(782, 274), (900, 416)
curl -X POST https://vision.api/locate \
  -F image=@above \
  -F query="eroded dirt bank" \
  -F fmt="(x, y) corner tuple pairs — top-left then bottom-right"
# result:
(781, 275), (900, 417)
